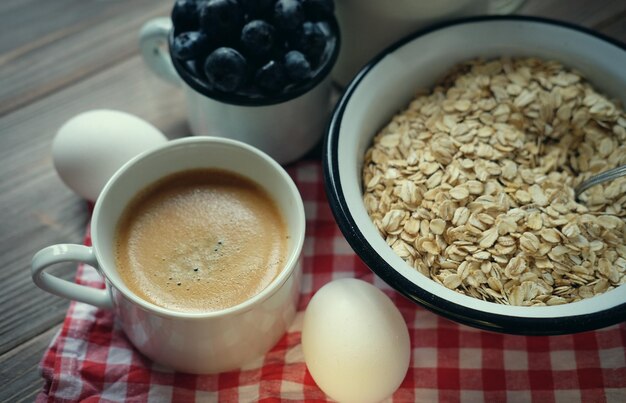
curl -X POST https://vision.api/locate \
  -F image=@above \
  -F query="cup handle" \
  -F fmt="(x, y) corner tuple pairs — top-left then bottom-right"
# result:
(139, 17), (181, 86)
(31, 244), (113, 309)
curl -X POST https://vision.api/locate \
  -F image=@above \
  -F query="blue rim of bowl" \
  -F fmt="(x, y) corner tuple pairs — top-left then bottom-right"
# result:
(323, 15), (626, 335)
(168, 17), (341, 107)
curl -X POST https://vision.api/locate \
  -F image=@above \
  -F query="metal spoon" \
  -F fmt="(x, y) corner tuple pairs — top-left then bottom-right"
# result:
(574, 164), (626, 201)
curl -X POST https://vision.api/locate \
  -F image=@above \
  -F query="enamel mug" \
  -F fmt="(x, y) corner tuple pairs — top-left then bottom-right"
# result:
(139, 17), (340, 165)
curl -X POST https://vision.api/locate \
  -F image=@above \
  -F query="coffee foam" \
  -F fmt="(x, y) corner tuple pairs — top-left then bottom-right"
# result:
(115, 169), (288, 313)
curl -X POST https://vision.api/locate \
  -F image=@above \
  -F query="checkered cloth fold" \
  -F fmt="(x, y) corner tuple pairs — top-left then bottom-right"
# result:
(39, 161), (626, 402)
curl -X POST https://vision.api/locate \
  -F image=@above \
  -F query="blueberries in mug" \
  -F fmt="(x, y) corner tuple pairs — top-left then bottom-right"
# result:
(171, 0), (200, 31)
(204, 47), (248, 93)
(200, 0), (244, 41)
(273, 0), (305, 33)
(172, 31), (211, 60)
(302, 0), (335, 20)
(255, 60), (287, 93)
(293, 21), (326, 66)
(170, 0), (337, 99)
(240, 0), (274, 18)
(284, 50), (312, 82)
(241, 20), (276, 59)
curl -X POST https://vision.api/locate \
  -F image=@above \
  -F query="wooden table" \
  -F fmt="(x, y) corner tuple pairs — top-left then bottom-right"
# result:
(0, 1), (624, 400)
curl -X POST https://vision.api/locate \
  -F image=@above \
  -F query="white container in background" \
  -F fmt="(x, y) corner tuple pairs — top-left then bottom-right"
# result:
(332, 0), (525, 86)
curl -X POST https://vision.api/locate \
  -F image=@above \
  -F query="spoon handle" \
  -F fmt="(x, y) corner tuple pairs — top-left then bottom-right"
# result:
(575, 164), (626, 200)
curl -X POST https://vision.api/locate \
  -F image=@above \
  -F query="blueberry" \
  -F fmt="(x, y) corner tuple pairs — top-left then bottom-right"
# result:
(171, 0), (200, 31)
(284, 50), (312, 83)
(241, 20), (275, 59)
(204, 47), (248, 93)
(293, 21), (326, 66)
(302, 0), (334, 20)
(171, 31), (211, 60)
(255, 60), (287, 93)
(273, 0), (304, 32)
(240, 0), (274, 18)
(200, 0), (244, 41)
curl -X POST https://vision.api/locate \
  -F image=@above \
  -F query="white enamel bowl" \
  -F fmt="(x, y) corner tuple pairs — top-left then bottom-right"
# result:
(324, 16), (626, 335)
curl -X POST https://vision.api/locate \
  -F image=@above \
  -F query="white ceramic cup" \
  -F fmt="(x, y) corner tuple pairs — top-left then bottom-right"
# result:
(31, 137), (306, 374)
(139, 17), (339, 165)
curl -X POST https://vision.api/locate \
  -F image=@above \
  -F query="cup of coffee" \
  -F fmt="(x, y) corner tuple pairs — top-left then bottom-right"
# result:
(138, 1), (340, 165)
(31, 137), (306, 374)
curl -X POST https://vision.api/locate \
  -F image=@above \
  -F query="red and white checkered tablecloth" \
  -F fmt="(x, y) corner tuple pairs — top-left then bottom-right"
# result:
(38, 160), (626, 402)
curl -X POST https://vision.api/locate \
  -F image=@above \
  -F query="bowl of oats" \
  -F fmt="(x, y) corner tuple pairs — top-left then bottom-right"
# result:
(324, 16), (626, 335)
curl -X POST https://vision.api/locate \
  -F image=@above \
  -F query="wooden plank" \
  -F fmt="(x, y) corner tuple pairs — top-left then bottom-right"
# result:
(595, 9), (626, 44)
(0, 53), (186, 355)
(519, 0), (626, 32)
(0, 0), (114, 54)
(0, 0), (174, 116)
(0, 325), (60, 402)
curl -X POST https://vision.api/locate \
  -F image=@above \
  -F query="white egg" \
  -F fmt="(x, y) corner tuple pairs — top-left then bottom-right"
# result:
(302, 278), (410, 403)
(52, 109), (167, 201)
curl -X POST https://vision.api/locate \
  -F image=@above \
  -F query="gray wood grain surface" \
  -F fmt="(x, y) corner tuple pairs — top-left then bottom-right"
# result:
(0, 0), (624, 401)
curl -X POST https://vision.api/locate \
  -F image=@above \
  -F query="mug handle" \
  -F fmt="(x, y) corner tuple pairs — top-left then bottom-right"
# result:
(139, 17), (181, 86)
(31, 244), (113, 309)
